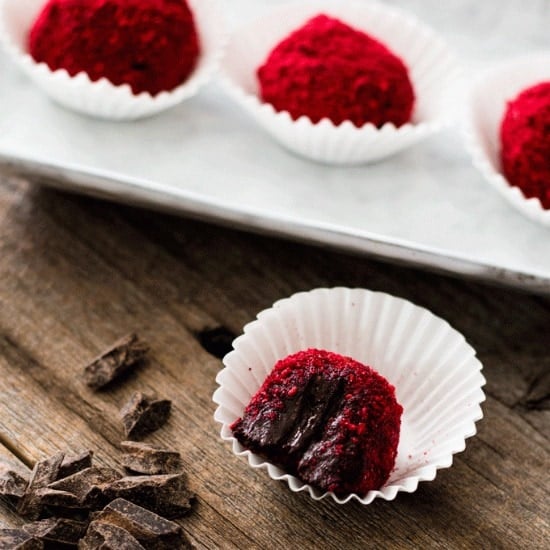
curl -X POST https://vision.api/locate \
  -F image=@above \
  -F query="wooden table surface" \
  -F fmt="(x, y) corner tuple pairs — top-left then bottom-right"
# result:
(0, 174), (548, 549)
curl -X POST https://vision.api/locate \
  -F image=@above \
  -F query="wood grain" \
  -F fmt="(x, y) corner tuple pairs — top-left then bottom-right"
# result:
(0, 177), (548, 549)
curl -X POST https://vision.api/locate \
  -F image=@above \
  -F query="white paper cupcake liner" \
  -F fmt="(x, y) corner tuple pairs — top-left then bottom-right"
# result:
(213, 287), (485, 505)
(0, 0), (227, 120)
(464, 52), (550, 227)
(219, 0), (460, 165)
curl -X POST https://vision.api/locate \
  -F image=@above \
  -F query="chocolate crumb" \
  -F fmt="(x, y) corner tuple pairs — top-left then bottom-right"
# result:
(120, 392), (171, 439)
(84, 334), (149, 390)
(23, 517), (87, 546)
(0, 528), (43, 549)
(120, 442), (182, 475)
(17, 453), (65, 520)
(79, 520), (145, 549)
(520, 370), (550, 411)
(57, 452), (94, 481)
(92, 498), (190, 549)
(104, 473), (194, 519)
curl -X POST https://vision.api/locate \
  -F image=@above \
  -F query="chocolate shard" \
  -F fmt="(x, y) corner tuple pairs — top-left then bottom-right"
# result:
(120, 441), (182, 475)
(57, 451), (94, 481)
(91, 498), (190, 549)
(103, 474), (194, 519)
(119, 392), (171, 440)
(79, 521), (145, 549)
(47, 467), (122, 510)
(34, 487), (83, 509)
(0, 460), (29, 499)
(23, 517), (88, 546)
(17, 453), (65, 520)
(84, 334), (149, 390)
(0, 529), (43, 549)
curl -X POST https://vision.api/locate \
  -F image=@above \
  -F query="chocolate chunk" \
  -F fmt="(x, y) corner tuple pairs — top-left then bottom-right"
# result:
(79, 521), (145, 549)
(57, 452), (94, 481)
(34, 487), (83, 509)
(0, 529), (43, 549)
(103, 474), (194, 519)
(120, 442), (182, 475)
(84, 334), (149, 390)
(0, 460), (29, 499)
(92, 498), (190, 549)
(17, 453), (65, 520)
(46, 467), (122, 510)
(23, 517), (87, 546)
(120, 392), (171, 439)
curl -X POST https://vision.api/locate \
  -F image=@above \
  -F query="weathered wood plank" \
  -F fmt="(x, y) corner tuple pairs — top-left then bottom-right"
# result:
(0, 178), (548, 548)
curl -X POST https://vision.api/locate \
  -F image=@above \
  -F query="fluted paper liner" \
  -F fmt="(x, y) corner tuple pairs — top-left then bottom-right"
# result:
(220, 0), (460, 165)
(0, 0), (226, 120)
(464, 52), (550, 226)
(213, 287), (485, 504)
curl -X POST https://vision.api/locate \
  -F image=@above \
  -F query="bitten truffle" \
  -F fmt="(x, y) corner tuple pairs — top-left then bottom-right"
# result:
(500, 81), (550, 209)
(28, 0), (200, 96)
(231, 349), (403, 496)
(257, 14), (415, 128)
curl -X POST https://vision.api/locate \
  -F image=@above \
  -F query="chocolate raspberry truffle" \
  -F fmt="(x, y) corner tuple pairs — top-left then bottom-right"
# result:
(500, 81), (550, 209)
(257, 14), (415, 128)
(28, 0), (200, 96)
(231, 349), (402, 496)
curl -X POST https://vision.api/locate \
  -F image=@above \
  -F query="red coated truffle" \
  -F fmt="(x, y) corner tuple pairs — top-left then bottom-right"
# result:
(500, 81), (550, 209)
(231, 349), (402, 496)
(257, 14), (415, 128)
(29, 0), (200, 96)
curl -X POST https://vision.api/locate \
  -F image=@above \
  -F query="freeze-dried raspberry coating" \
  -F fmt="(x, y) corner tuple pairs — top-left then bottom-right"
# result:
(500, 81), (550, 209)
(29, 0), (200, 96)
(231, 349), (402, 496)
(257, 14), (415, 128)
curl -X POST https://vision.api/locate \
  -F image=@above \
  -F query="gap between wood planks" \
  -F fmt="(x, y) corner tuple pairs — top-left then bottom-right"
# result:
(0, 433), (33, 470)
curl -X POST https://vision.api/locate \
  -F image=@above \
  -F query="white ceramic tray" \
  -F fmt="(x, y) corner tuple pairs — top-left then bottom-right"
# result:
(0, 0), (549, 293)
